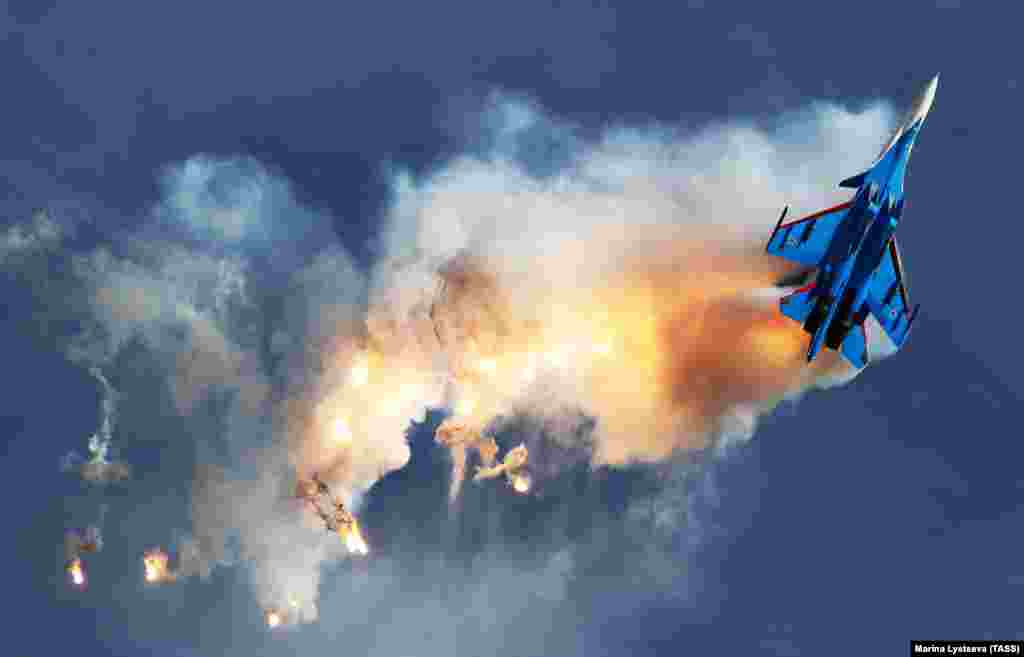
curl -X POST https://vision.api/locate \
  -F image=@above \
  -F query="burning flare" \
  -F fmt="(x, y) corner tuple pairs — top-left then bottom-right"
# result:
(474, 443), (531, 494)
(66, 557), (86, 588)
(63, 525), (102, 588)
(434, 419), (499, 466)
(143, 548), (173, 584)
(265, 610), (282, 629)
(434, 418), (500, 503)
(511, 471), (532, 494)
(342, 518), (369, 556)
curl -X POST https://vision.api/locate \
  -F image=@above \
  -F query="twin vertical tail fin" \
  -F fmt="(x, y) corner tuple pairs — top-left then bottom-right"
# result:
(767, 206), (788, 252)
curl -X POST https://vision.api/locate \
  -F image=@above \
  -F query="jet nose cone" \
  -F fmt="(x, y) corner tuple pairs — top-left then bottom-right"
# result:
(910, 73), (939, 125)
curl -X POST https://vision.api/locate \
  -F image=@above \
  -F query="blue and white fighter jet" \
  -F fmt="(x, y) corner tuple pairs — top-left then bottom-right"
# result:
(765, 74), (938, 369)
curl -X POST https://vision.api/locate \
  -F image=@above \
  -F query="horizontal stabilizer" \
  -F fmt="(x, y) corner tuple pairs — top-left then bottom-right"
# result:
(875, 301), (920, 348)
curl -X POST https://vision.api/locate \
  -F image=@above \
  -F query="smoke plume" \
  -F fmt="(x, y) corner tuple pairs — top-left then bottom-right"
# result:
(0, 208), (63, 264)
(369, 94), (895, 471)
(4, 87), (898, 640)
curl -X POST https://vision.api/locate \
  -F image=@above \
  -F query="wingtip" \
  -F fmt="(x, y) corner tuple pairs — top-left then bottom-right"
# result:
(767, 205), (788, 252)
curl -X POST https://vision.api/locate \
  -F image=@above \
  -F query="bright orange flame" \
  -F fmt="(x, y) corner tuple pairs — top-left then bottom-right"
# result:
(266, 610), (282, 628)
(143, 549), (170, 583)
(67, 558), (85, 587)
(743, 323), (806, 367)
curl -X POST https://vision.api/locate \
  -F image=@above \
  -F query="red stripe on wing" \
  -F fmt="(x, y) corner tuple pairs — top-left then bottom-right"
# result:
(778, 200), (853, 229)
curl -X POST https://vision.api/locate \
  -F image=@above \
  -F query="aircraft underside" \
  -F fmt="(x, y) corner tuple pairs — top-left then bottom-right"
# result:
(803, 294), (828, 336)
(800, 288), (863, 352)
(766, 74), (934, 369)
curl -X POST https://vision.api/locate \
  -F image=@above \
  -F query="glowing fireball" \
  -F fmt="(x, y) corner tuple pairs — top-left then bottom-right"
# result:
(67, 558), (86, 587)
(143, 548), (171, 583)
(511, 472), (532, 494)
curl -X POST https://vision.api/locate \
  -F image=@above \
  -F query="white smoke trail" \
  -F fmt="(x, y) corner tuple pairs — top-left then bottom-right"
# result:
(61, 366), (131, 483)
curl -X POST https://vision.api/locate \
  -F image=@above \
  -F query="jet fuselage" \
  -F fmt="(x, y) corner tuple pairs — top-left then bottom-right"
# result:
(803, 107), (925, 360)
(766, 74), (935, 368)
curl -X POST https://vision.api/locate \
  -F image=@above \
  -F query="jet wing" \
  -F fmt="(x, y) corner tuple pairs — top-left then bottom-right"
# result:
(866, 238), (920, 348)
(766, 201), (853, 267)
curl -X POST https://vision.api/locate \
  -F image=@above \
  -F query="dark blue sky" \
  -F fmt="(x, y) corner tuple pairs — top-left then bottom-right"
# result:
(3, 2), (1022, 655)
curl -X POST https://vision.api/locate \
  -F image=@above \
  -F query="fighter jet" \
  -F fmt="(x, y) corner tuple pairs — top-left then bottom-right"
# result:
(765, 74), (938, 368)
(473, 443), (531, 493)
